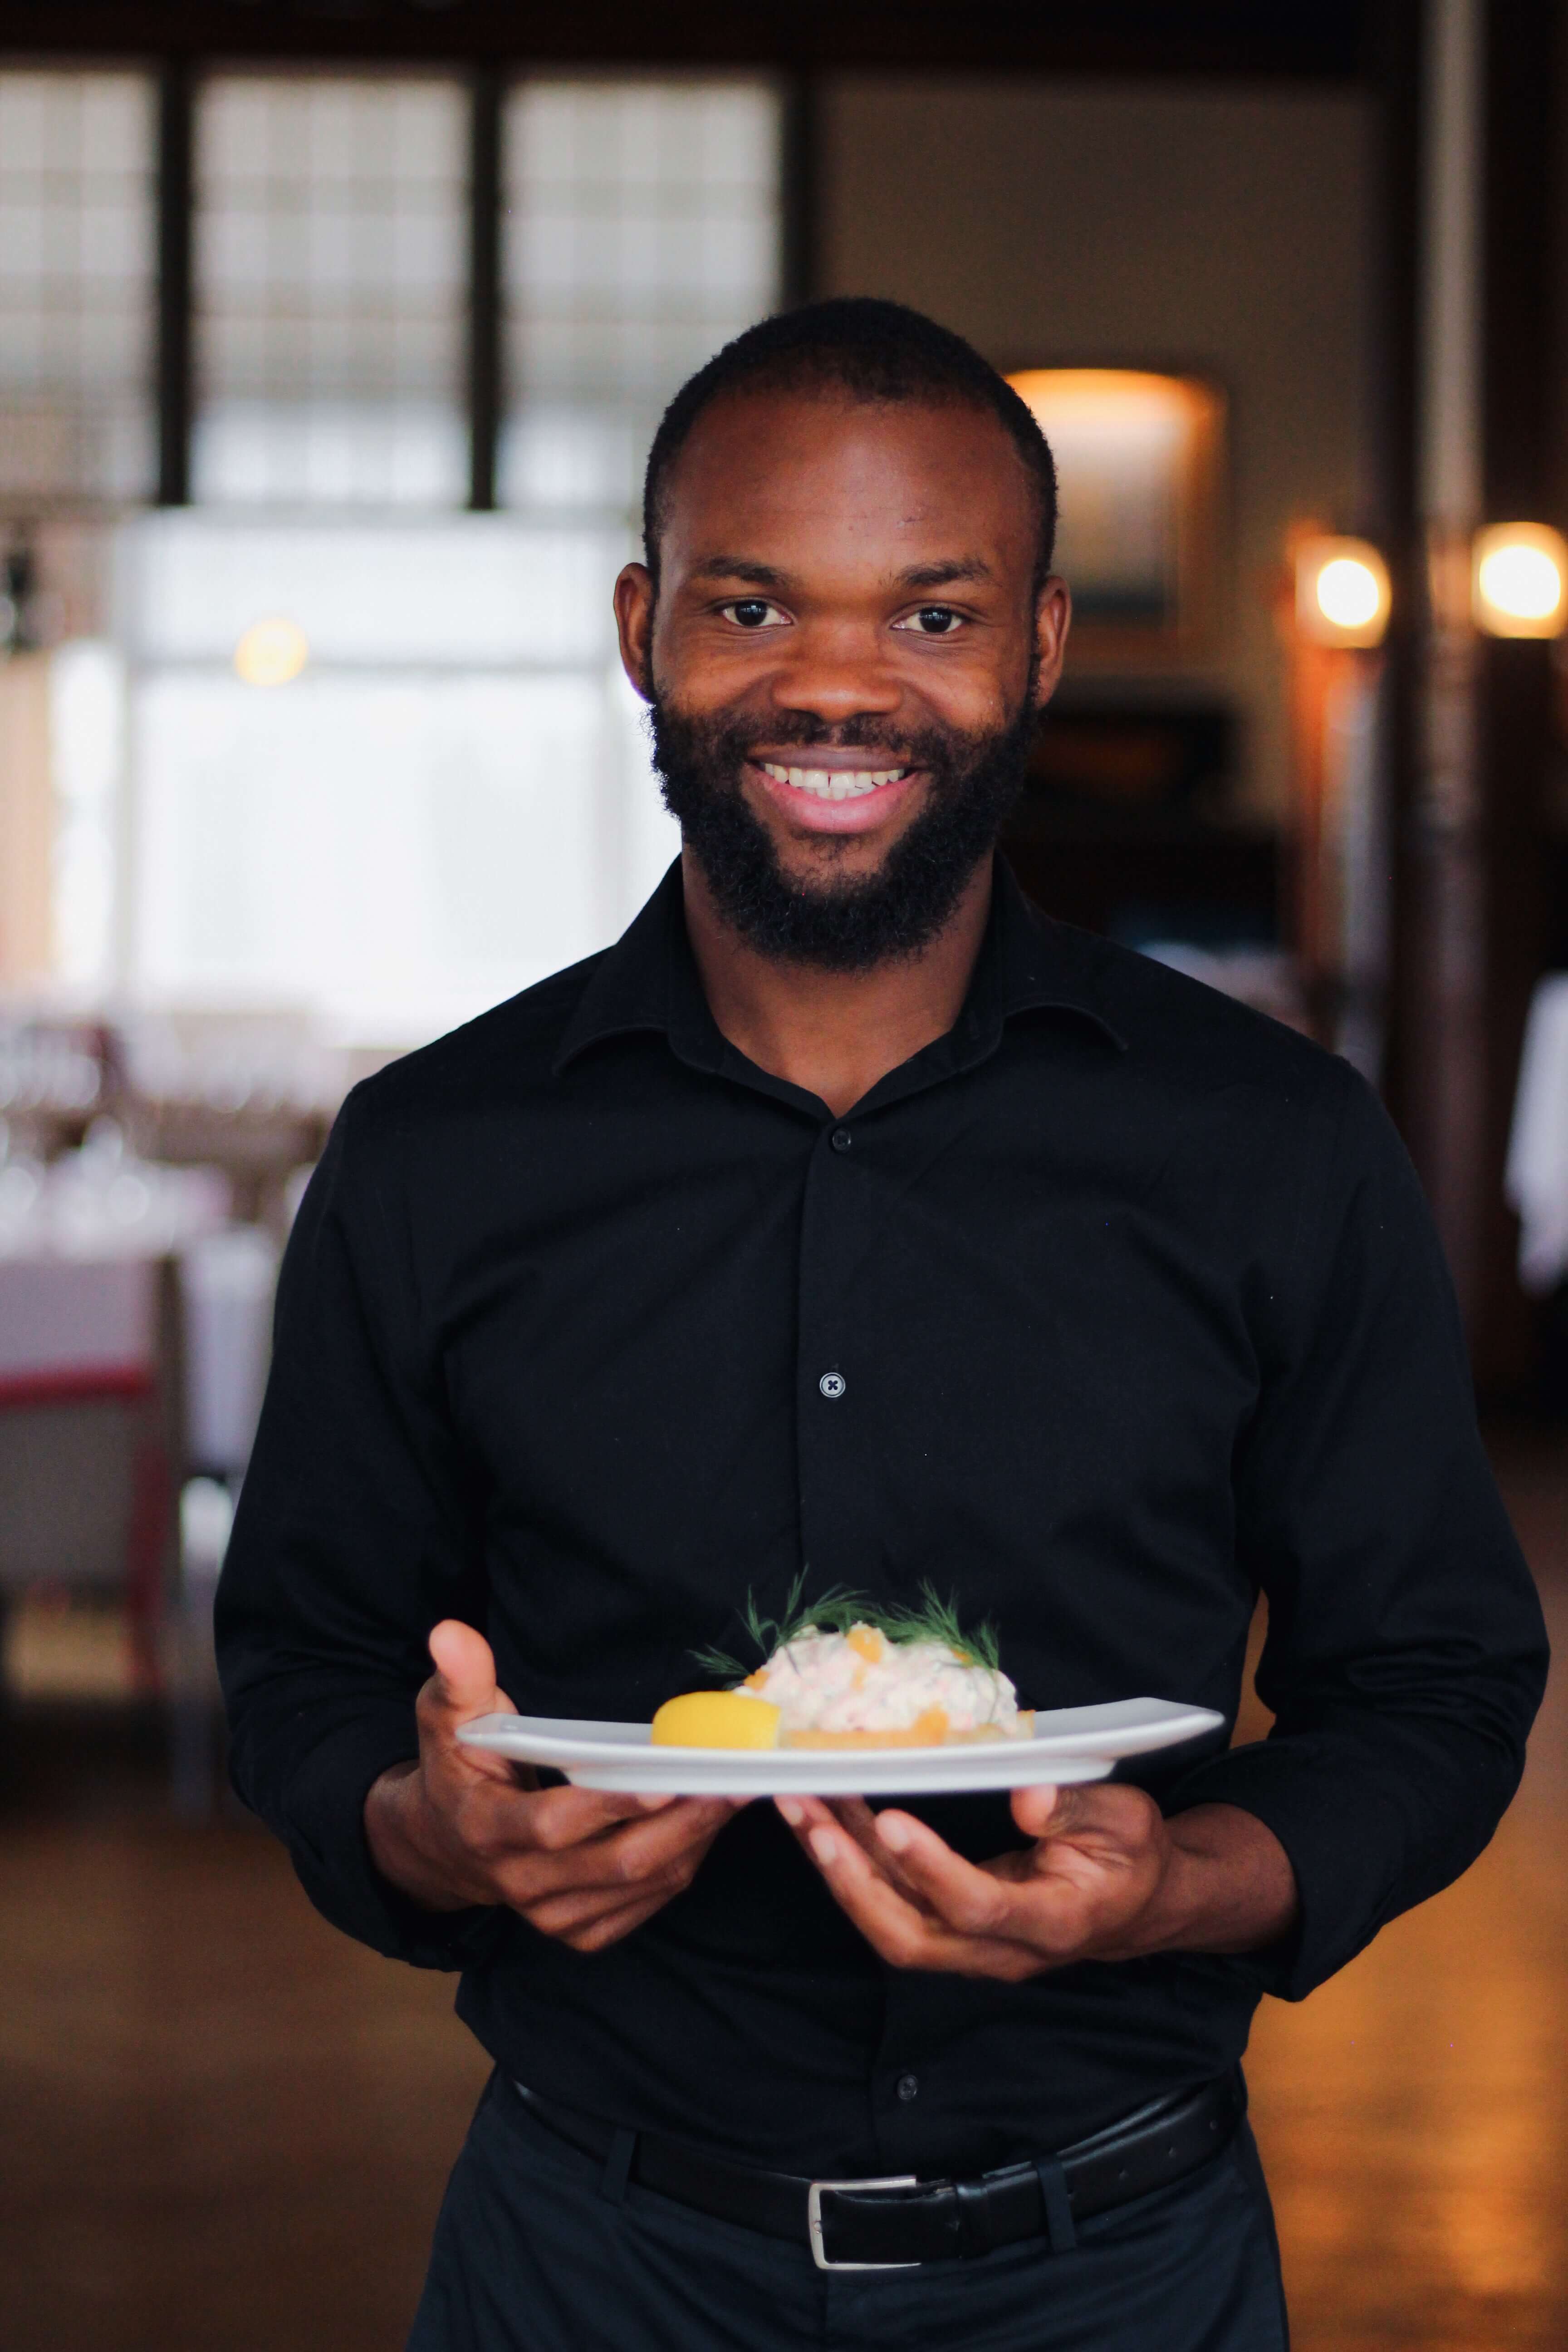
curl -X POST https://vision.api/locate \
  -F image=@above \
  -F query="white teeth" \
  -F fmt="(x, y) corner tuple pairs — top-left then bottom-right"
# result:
(760, 760), (906, 800)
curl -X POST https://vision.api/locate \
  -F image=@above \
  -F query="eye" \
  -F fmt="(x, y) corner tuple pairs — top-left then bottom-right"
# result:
(894, 605), (965, 637)
(720, 599), (789, 629)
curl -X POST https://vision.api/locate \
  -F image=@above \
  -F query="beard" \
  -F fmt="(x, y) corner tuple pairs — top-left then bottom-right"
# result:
(648, 682), (1038, 973)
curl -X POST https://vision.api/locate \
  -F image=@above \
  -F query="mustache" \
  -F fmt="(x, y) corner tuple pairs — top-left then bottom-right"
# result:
(658, 705), (1004, 775)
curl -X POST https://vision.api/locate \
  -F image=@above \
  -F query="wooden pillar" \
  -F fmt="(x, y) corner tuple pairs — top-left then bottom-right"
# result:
(1378, 0), (1491, 1328)
(1370, 0), (1430, 1153)
(780, 76), (820, 309)
(1382, 0), (1562, 1387)
(1408, 0), (1488, 1324)
(1470, 0), (1560, 1391)
(0, 652), (54, 990)
(467, 67), (505, 514)
(156, 65), (194, 510)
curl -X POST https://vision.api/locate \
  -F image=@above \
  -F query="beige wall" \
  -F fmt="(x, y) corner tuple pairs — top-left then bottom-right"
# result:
(819, 79), (1373, 822)
(0, 651), (54, 988)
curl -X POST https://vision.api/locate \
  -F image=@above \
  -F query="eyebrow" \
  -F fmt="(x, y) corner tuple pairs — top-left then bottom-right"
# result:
(686, 554), (998, 592)
(896, 557), (995, 590)
(686, 557), (793, 589)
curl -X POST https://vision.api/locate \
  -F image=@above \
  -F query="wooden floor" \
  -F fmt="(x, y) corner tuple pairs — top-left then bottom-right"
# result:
(2, 1426), (1564, 2352)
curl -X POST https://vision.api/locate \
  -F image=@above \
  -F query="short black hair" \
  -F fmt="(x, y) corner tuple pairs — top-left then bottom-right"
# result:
(642, 296), (1058, 598)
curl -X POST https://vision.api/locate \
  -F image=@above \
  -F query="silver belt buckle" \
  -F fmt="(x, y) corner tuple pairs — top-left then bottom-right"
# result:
(807, 2174), (921, 2272)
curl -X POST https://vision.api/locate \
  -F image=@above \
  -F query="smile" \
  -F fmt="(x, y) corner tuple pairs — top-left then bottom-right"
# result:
(758, 760), (911, 803)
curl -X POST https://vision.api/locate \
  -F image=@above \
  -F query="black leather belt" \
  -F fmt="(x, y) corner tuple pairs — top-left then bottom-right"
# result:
(510, 2071), (1245, 2271)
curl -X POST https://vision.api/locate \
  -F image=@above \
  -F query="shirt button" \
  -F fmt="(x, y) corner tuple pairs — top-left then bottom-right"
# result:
(830, 1127), (853, 1153)
(897, 2073), (919, 2103)
(818, 1372), (847, 1399)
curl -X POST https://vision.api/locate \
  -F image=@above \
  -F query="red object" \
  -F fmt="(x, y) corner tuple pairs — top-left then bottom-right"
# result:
(0, 1363), (169, 1694)
(0, 1364), (154, 1411)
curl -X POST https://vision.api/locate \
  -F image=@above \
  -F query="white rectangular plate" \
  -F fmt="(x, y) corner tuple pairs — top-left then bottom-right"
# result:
(456, 1696), (1225, 1796)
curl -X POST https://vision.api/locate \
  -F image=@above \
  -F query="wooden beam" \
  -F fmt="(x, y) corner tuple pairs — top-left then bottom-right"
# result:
(1365, 0), (1425, 1133)
(467, 66), (503, 512)
(779, 75), (818, 310)
(0, 1), (1370, 78)
(155, 63), (193, 508)
(1471, 0), (1560, 1393)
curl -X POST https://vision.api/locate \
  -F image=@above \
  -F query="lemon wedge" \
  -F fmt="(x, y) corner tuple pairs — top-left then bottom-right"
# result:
(649, 1691), (782, 1749)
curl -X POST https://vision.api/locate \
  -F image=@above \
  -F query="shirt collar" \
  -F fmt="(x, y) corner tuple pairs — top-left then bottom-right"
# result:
(551, 855), (1126, 1088)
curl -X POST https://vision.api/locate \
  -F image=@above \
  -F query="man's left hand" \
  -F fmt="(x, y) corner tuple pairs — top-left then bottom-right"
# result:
(776, 1788), (1298, 1980)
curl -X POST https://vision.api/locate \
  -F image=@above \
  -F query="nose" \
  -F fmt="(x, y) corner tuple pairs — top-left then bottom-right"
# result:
(766, 622), (902, 726)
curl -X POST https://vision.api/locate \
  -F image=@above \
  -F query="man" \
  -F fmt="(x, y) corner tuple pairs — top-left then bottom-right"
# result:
(218, 299), (1548, 2351)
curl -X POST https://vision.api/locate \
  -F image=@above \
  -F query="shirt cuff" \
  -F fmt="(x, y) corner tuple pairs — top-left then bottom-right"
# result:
(1163, 1735), (1408, 2002)
(271, 1706), (511, 1972)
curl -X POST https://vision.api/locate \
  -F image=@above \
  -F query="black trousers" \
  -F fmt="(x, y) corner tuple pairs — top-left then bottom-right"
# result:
(407, 2073), (1291, 2352)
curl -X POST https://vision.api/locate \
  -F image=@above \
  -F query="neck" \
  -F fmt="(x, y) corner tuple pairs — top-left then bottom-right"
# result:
(681, 851), (995, 1118)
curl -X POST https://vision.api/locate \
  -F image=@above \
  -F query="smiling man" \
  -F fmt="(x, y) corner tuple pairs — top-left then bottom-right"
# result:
(218, 300), (1547, 2352)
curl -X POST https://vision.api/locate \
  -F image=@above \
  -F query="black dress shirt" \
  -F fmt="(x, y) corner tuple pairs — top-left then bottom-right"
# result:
(217, 858), (1547, 2179)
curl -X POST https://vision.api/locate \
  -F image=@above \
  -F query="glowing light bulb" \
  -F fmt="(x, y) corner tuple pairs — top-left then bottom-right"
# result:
(235, 617), (309, 686)
(1295, 537), (1390, 647)
(1472, 524), (1568, 636)
(1315, 558), (1382, 632)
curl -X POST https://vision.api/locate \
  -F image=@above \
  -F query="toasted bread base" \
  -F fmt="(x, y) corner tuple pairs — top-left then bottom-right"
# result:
(782, 1711), (1034, 1750)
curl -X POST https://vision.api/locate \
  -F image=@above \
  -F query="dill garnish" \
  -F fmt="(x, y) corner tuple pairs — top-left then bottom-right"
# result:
(692, 1576), (1002, 1681)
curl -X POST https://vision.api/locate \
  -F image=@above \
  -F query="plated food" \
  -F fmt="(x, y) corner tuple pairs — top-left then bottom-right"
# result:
(651, 1587), (1032, 1751)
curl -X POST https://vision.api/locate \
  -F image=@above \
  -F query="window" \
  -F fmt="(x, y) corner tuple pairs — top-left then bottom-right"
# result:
(501, 79), (781, 513)
(118, 510), (673, 1043)
(192, 76), (469, 506)
(11, 69), (781, 1043)
(0, 72), (156, 504)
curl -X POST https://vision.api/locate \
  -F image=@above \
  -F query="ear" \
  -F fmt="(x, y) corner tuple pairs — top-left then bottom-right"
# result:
(614, 563), (657, 704)
(1032, 575), (1072, 710)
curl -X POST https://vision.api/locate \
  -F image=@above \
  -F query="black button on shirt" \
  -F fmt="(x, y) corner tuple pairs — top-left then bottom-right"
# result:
(217, 858), (1547, 2180)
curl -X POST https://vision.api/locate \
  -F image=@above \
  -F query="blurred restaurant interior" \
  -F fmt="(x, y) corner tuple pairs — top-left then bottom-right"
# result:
(2, 2), (1568, 2347)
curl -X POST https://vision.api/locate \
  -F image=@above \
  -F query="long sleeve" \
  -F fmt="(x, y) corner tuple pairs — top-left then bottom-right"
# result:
(1170, 1066), (1549, 1998)
(216, 1088), (507, 1970)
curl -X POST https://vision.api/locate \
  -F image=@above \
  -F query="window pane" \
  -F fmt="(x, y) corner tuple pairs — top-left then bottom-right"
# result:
(0, 72), (155, 503)
(130, 670), (666, 1041)
(500, 79), (781, 513)
(193, 76), (468, 507)
(119, 515), (678, 1044)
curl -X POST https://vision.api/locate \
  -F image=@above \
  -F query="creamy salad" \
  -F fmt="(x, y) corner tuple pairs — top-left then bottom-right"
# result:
(738, 1621), (1030, 1745)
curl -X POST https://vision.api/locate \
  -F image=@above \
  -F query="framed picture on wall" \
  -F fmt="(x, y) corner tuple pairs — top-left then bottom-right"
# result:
(1005, 369), (1225, 659)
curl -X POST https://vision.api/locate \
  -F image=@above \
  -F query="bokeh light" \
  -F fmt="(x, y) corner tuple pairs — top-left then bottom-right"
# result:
(1473, 524), (1568, 637)
(1295, 537), (1390, 647)
(234, 617), (309, 686)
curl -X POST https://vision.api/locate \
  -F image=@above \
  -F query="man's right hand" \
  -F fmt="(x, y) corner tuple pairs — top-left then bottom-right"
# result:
(364, 1619), (740, 1952)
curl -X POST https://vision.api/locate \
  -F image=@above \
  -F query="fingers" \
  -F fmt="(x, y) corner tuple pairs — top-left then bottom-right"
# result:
(520, 1782), (676, 1850)
(477, 1791), (738, 1912)
(776, 1794), (929, 1906)
(545, 1886), (686, 1954)
(870, 1811), (1017, 1937)
(798, 1813), (1041, 1981)
(498, 1797), (736, 1946)
(781, 1797), (1022, 1938)
(1009, 1780), (1159, 1848)
(1009, 1782), (1065, 1840)
(426, 1618), (500, 1716)
(527, 1788), (737, 1872)
(776, 1784), (1174, 1981)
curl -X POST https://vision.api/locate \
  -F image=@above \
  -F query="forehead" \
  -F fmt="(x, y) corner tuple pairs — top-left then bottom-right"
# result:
(659, 388), (1038, 576)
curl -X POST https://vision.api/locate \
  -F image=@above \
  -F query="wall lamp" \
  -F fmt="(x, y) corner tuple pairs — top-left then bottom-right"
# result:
(1294, 537), (1391, 649)
(1471, 523), (1568, 638)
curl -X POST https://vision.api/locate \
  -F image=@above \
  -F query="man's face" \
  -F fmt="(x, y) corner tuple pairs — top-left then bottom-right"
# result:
(614, 388), (1070, 969)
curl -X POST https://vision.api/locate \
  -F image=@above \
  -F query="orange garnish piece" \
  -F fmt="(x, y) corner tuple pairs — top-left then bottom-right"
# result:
(846, 1625), (885, 1664)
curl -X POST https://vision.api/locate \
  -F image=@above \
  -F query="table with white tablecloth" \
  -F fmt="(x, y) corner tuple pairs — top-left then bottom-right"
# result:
(0, 1134), (280, 1731)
